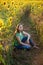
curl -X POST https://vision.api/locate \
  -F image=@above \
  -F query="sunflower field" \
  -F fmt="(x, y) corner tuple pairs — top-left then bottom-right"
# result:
(0, 0), (43, 65)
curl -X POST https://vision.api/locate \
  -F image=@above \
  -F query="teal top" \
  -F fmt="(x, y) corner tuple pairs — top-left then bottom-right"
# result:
(14, 32), (24, 46)
(16, 32), (24, 41)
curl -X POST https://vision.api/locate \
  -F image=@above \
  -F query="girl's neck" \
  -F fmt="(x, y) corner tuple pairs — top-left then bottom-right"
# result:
(17, 31), (23, 33)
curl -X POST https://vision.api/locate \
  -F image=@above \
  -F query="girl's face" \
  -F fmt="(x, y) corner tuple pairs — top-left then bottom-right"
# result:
(18, 25), (23, 32)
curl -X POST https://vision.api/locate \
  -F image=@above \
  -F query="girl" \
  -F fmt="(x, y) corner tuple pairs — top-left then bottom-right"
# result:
(14, 23), (39, 50)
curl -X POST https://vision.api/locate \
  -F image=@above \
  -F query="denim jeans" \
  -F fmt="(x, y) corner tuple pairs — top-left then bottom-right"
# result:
(15, 36), (34, 49)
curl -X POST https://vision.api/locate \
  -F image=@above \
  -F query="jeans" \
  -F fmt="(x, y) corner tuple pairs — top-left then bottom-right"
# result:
(15, 36), (34, 49)
(15, 44), (31, 49)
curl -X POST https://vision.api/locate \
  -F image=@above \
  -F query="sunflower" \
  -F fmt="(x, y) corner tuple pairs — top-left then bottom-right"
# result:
(7, 17), (13, 27)
(0, 19), (4, 30)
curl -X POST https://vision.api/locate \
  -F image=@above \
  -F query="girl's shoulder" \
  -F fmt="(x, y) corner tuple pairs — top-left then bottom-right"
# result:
(15, 32), (20, 37)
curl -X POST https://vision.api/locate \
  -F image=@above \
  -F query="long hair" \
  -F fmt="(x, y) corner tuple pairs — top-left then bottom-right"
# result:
(14, 23), (22, 36)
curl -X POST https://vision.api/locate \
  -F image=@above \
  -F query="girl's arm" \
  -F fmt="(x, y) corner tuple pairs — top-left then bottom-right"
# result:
(16, 36), (29, 46)
(23, 31), (31, 38)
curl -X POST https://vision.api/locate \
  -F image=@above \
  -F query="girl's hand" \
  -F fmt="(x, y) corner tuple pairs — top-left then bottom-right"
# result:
(24, 44), (31, 46)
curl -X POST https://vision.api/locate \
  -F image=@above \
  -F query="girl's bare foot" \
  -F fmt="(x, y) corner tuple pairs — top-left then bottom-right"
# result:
(33, 45), (39, 49)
